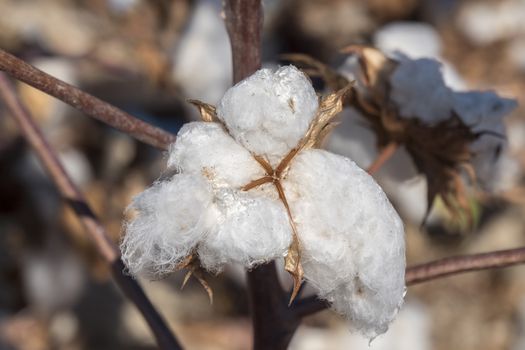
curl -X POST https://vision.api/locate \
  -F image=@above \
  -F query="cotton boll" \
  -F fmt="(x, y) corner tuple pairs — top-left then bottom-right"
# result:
(283, 149), (405, 337)
(198, 187), (292, 272)
(390, 58), (453, 124)
(168, 122), (265, 188)
(172, 0), (232, 104)
(121, 174), (216, 277)
(374, 22), (442, 59)
(217, 65), (319, 166)
(23, 245), (85, 315)
(372, 23), (466, 90)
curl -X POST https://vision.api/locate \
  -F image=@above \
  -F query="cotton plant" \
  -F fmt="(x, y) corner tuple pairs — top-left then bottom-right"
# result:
(121, 65), (406, 338)
(287, 47), (517, 225)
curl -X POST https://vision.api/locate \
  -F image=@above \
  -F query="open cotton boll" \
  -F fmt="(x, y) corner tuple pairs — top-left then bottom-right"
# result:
(216, 65), (319, 166)
(198, 187), (292, 272)
(121, 174), (216, 277)
(390, 58), (454, 124)
(168, 122), (265, 188)
(283, 149), (405, 337)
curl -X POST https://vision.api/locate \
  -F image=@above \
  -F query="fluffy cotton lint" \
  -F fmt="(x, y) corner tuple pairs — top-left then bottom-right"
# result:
(121, 174), (216, 276)
(390, 58), (453, 124)
(453, 91), (516, 140)
(283, 149), (406, 337)
(168, 122), (264, 188)
(216, 65), (319, 166)
(198, 188), (292, 272)
(453, 91), (517, 188)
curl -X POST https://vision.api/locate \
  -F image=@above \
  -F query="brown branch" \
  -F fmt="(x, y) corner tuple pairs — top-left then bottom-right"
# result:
(291, 246), (525, 318)
(405, 246), (525, 285)
(224, 0), (263, 85)
(0, 73), (183, 350)
(0, 49), (175, 150)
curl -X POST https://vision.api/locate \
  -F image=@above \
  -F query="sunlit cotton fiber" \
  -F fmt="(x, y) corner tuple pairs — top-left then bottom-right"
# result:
(217, 65), (319, 166)
(121, 64), (406, 339)
(283, 149), (406, 337)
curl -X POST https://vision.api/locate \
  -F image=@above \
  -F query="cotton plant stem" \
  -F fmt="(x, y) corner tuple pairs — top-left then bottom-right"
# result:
(224, 0), (263, 85)
(0, 49), (175, 150)
(366, 141), (398, 174)
(223, 1), (305, 349)
(0, 73), (183, 350)
(291, 246), (525, 318)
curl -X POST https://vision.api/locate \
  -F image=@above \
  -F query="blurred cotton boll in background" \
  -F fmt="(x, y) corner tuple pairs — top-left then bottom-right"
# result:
(22, 241), (86, 316)
(172, 0), (232, 105)
(373, 22), (465, 89)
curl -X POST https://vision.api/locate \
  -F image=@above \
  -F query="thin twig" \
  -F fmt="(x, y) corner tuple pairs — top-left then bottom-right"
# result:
(291, 246), (525, 318)
(405, 246), (525, 285)
(367, 141), (398, 174)
(0, 73), (183, 350)
(0, 49), (175, 150)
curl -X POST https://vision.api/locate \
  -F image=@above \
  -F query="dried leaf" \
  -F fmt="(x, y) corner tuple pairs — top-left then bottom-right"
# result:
(187, 99), (217, 122)
(192, 268), (214, 304)
(341, 45), (397, 99)
(181, 270), (192, 290)
(285, 235), (304, 305)
(273, 181), (304, 304)
(176, 254), (214, 304)
(302, 85), (352, 149)
(175, 254), (195, 270)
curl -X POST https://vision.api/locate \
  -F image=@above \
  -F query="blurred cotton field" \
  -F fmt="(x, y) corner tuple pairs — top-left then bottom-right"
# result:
(0, 0), (525, 349)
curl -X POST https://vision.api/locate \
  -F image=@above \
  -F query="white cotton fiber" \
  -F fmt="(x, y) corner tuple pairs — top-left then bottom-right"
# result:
(283, 149), (406, 337)
(168, 122), (265, 188)
(374, 22), (442, 59)
(216, 65), (319, 166)
(121, 174), (216, 276)
(122, 66), (408, 338)
(198, 188), (292, 272)
(453, 91), (517, 189)
(390, 58), (453, 124)
(453, 91), (516, 138)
